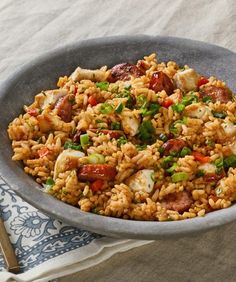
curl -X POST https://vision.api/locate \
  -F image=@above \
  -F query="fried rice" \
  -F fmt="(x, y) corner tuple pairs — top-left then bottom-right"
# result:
(7, 53), (236, 221)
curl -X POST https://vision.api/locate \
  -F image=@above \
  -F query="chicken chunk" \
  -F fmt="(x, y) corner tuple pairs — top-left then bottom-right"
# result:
(42, 89), (68, 109)
(198, 163), (216, 174)
(70, 67), (108, 82)
(120, 109), (140, 136)
(54, 149), (85, 180)
(37, 113), (74, 133)
(174, 68), (200, 92)
(221, 123), (236, 138)
(126, 169), (155, 193)
(184, 103), (211, 121)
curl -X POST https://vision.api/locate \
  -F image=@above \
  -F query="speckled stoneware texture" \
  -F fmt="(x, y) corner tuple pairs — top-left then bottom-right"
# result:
(0, 35), (235, 240)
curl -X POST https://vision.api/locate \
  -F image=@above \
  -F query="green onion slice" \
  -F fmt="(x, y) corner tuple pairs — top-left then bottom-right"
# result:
(96, 82), (109, 91)
(100, 103), (114, 114)
(171, 172), (189, 182)
(87, 153), (105, 164)
(80, 134), (89, 149)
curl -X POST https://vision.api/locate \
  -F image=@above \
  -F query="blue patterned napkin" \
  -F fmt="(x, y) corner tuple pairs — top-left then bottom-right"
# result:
(0, 177), (149, 282)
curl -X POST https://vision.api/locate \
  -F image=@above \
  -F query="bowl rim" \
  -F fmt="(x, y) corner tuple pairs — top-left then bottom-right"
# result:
(0, 35), (236, 240)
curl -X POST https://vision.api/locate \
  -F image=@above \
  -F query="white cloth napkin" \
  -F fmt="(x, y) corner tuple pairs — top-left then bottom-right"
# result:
(0, 177), (151, 282)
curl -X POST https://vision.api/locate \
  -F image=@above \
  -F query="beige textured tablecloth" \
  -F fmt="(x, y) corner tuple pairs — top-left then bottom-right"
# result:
(0, 0), (235, 281)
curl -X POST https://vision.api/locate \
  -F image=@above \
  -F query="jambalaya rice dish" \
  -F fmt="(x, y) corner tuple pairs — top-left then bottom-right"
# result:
(8, 54), (236, 221)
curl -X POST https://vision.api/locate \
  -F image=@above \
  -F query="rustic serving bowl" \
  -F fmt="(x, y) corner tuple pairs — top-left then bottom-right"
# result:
(0, 35), (235, 239)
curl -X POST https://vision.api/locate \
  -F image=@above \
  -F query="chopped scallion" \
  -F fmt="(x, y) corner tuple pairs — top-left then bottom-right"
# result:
(172, 103), (185, 113)
(166, 163), (177, 174)
(88, 153), (105, 164)
(100, 103), (114, 114)
(80, 134), (89, 149)
(111, 122), (121, 130)
(196, 170), (205, 177)
(223, 155), (236, 168)
(212, 111), (227, 119)
(64, 141), (82, 151)
(117, 136), (128, 146)
(96, 81), (109, 91)
(115, 103), (124, 114)
(202, 96), (212, 103)
(46, 178), (55, 186)
(159, 133), (168, 142)
(180, 147), (192, 157)
(171, 172), (189, 182)
(136, 144), (147, 151)
(138, 120), (155, 142)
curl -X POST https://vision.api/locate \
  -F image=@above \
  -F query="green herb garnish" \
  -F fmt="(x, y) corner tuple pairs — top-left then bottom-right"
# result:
(171, 172), (189, 182)
(138, 120), (155, 142)
(172, 103), (185, 113)
(202, 96), (212, 103)
(111, 122), (121, 130)
(159, 133), (168, 142)
(180, 147), (192, 157)
(64, 141), (82, 151)
(100, 103), (114, 114)
(96, 82), (109, 91)
(80, 134), (89, 149)
(117, 136), (128, 146)
(136, 144), (147, 151)
(115, 103), (124, 114)
(196, 170), (205, 177)
(223, 155), (236, 168)
(212, 111), (227, 119)
(46, 178), (55, 186)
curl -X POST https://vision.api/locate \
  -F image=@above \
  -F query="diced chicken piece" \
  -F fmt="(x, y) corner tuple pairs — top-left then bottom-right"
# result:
(126, 169), (154, 193)
(54, 149), (85, 180)
(120, 109), (140, 136)
(221, 123), (236, 138)
(42, 89), (68, 109)
(198, 163), (216, 174)
(184, 103), (211, 121)
(228, 141), (236, 155)
(168, 91), (182, 104)
(174, 68), (200, 92)
(37, 113), (74, 133)
(70, 67), (108, 82)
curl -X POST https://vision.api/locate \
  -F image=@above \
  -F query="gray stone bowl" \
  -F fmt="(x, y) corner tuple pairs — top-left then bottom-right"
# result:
(0, 35), (235, 240)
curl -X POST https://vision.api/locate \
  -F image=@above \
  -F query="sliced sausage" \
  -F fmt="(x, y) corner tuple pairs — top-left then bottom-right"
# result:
(200, 85), (233, 103)
(108, 63), (143, 82)
(77, 164), (117, 181)
(55, 94), (74, 122)
(161, 139), (187, 156)
(161, 191), (193, 213)
(149, 71), (175, 95)
(203, 172), (225, 183)
(89, 129), (125, 139)
(73, 130), (82, 143)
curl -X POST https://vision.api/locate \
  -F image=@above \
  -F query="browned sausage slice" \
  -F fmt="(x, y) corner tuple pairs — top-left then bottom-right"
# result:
(55, 94), (74, 122)
(200, 85), (233, 103)
(149, 71), (175, 95)
(77, 164), (117, 181)
(161, 139), (187, 156)
(108, 63), (143, 82)
(161, 191), (193, 213)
